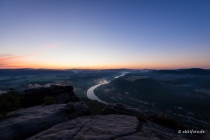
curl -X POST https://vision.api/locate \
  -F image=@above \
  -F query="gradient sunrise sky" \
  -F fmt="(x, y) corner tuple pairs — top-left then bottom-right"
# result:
(0, 0), (210, 69)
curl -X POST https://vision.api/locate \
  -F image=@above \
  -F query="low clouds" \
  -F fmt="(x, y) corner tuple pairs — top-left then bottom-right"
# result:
(0, 54), (32, 68)
(0, 54), (31, 60)
(0, 42), (64, 69)
(27, 83), (62, 88)
(0, 54), (11, 57)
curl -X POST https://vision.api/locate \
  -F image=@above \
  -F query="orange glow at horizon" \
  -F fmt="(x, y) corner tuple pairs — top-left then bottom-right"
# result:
(1, 60), (209, 70)
(1, 54), (209, 70)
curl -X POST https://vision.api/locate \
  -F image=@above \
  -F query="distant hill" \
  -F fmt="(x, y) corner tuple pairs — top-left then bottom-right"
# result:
(0, 69), (74, 76)
(0, 68), (133, 76)
(95, 74), (210, 116)
(155, 68), (210, 75)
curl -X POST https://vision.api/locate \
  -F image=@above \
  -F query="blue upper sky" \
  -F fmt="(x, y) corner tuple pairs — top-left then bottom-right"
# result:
(0, 0), (210, 69)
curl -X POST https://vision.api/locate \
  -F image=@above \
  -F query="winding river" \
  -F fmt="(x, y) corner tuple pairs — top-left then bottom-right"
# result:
(86, 73), (126, 103)
(86, 83), (108, 104)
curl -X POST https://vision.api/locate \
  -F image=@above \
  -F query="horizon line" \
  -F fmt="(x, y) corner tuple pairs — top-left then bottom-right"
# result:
(0, 67), (209, 71)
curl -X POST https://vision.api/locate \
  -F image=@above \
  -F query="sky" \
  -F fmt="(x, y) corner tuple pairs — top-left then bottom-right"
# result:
(0, 0), (210, 69)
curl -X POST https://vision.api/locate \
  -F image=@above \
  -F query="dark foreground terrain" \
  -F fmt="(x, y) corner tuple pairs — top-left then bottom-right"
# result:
(0, 84), (209, 139)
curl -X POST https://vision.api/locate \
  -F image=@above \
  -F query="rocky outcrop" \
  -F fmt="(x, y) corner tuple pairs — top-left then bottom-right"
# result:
(0, 102), (89, 140)
(1, 101), (207, 140)
(27, 115), (188, 140)
(65, 101), (90, 119)
(22, 85), (79, 107)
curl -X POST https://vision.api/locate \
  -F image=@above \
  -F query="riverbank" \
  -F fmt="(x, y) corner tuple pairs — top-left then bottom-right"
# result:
(86, 73), (127, 103)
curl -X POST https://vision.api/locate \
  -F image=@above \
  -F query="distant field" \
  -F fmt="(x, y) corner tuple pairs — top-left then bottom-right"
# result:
(125, 76), (149, 81)
(0, 69), (125, 98)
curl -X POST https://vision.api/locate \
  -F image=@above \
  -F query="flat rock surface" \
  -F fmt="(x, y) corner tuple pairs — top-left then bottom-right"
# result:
(28, 115), (190, 140)
(0, 102), (89, 140)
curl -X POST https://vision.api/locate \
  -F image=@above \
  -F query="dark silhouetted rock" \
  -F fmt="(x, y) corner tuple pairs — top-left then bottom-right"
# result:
(27, 115), (188, 140)
(0, 102), (89, 140)
(22, 85), (79, 107)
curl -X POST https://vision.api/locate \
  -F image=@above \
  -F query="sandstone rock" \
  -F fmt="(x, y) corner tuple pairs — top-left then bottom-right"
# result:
(65, 101), (90, 119)
(27, 115), (188, 140)
(23, 85), (79, 107)
(0, 102), (89, 140)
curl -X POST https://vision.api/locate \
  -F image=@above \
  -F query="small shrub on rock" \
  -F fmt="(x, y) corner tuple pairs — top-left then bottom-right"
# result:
(149, 114), (185, 130)
(137, 113), (147, 123)
(44, 96), (56, 105)
(0, 92), (22, 115)
(79, 97), (105, 115)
